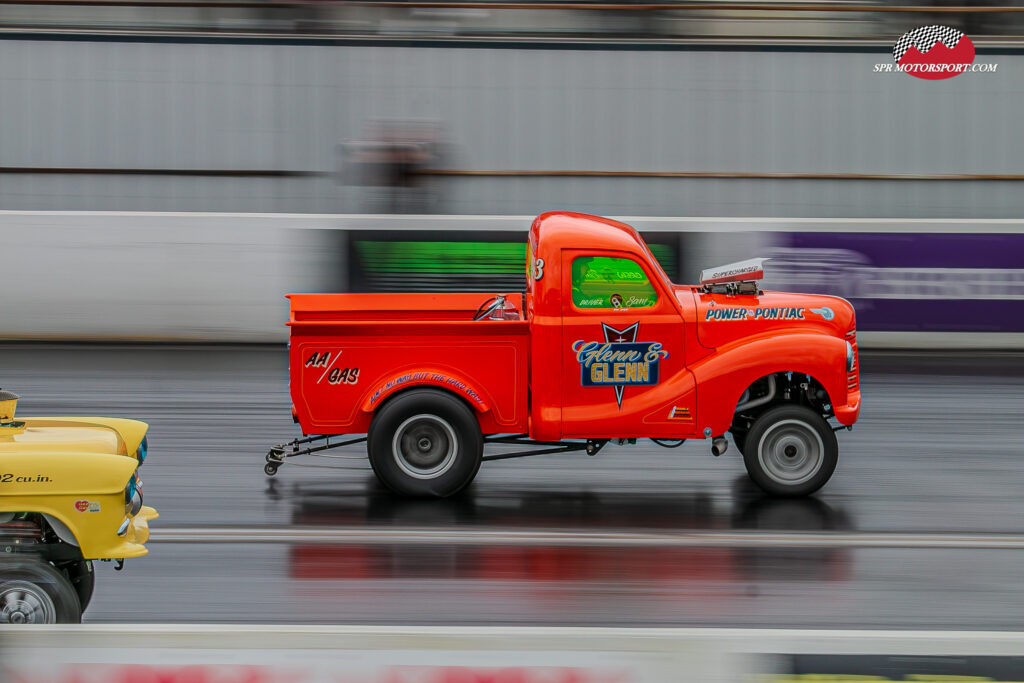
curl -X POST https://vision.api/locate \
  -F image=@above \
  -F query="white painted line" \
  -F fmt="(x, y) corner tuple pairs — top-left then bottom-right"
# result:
(149, 526), (1024, 549)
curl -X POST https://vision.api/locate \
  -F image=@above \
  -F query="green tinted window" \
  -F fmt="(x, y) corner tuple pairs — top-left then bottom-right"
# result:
(571, 256), (658, 309)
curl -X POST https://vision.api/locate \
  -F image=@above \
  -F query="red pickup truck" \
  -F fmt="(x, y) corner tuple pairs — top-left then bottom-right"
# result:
(270, 212), (860, 497)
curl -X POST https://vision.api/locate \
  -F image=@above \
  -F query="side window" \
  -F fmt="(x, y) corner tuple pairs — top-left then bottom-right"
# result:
(526, 240), (545, 294)
(526, 241), (533, 292)
(571, 256), (658, 310)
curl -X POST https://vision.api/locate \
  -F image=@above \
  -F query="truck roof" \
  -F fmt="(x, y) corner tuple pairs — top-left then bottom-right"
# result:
(531, 211), (674, 292)
(531, 211), (647, 253)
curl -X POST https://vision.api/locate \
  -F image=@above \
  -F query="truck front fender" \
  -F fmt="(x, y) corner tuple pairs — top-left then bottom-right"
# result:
(691, 333), (850, 437)
(362, 367), (492, 415)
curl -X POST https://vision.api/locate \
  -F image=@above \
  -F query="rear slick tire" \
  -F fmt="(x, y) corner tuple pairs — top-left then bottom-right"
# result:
(742, 405), (838, 497)
(368, 388), (483, 497)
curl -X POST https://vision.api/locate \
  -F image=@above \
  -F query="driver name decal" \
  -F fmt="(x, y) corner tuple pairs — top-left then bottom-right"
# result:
(572, 322), (669, 408)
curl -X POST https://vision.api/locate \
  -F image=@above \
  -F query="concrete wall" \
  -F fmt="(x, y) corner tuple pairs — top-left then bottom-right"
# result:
(0, 212), (337, 341)
(2, 212), (1022, 347)
(0, 37), (1021, 217)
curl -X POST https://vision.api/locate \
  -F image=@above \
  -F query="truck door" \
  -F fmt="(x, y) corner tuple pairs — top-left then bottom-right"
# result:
(560, 250), (691, 439)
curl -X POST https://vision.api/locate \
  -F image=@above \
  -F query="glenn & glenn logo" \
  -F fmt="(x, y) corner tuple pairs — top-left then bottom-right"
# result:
(875, 25), (996, 79)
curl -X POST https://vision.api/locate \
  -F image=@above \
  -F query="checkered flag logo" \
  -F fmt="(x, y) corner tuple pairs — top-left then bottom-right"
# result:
(893, 25), (964, 62)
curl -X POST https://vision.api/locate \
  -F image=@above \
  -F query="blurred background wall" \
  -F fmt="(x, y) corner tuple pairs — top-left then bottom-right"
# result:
(3, 212), (1021, 345)
(0, 212), (337, 341)
(0, 38), (1021, 217)
(0, 33), (1021, 345)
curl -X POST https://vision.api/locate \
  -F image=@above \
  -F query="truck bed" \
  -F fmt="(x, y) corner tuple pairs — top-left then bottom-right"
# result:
(288, 293), (529, 436)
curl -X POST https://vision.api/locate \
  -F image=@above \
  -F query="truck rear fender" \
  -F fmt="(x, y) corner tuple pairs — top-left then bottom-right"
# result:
(361, 368), (492, 416)
(691, 333), (848, 437)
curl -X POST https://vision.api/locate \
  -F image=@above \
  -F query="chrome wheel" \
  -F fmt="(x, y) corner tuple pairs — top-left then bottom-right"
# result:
(392, 414), (458, 480)
(0, 581), (57, 624)
(757, 419), (825, 486)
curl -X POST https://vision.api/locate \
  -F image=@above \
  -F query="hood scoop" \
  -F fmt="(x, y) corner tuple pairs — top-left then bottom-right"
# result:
(0, 389), (25, 435)
(699, 258), (768, 295)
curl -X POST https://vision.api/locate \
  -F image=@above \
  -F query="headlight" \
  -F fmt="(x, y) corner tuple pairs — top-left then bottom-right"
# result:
(125, 473), (138, 504)
(129, 489), (143, 516)
(136, 436), (148, 464)
(846, 341), (855, 372)
(124, 473), (143, 515)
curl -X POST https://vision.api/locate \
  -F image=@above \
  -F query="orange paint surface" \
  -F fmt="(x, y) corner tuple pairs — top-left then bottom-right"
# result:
(288, 212), (860, 441)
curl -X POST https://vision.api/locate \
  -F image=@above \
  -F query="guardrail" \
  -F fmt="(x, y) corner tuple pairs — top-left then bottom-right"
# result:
(2, 625), (1024, 683)
(2, 0), (1023, 40)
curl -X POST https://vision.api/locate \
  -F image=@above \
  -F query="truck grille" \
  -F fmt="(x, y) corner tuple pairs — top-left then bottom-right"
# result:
(846, 329), (859, 391)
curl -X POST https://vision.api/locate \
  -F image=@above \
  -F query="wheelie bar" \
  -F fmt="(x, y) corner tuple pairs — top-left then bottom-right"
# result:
(264, 434), (367, 475)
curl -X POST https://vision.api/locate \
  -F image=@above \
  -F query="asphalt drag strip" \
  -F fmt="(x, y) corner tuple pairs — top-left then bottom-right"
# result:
(83, 541), (1024, 628)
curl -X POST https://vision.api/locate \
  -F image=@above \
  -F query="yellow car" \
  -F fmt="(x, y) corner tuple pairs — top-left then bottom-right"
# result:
(0, 390), (157, 623)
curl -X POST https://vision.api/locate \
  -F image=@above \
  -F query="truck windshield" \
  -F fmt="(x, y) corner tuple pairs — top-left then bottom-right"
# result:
(571, 255), (658, 310)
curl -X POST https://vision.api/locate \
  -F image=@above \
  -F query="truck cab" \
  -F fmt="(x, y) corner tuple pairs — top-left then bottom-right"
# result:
(280, 212), (860, 498)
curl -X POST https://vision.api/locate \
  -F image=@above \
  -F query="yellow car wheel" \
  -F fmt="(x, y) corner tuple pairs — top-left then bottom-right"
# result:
(64, 560), (95, 612)
(0, 558), (82, 624)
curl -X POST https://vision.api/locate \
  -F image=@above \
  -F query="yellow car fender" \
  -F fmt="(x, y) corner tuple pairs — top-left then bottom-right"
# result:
(0, 451), (144, 559)
(18, 417), (149, 457)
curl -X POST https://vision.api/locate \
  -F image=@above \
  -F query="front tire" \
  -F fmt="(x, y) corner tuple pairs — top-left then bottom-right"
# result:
(0, 558), (82, 624)
(65, 560), (95, 613)
(368, 389), (483, 497)
(730, 428), (748, 456)
(742, 405), (838, 497)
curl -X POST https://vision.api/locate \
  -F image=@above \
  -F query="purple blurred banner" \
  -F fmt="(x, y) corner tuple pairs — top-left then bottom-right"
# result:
(765, 233), (1024, 333)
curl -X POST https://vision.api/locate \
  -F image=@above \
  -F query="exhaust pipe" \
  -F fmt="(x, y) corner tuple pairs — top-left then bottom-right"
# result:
(735, 375), (776, 413)
(711, 437), (729, 457)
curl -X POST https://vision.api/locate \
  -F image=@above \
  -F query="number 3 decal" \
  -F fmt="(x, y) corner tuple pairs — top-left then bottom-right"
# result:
(534, 258), (545, 281)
